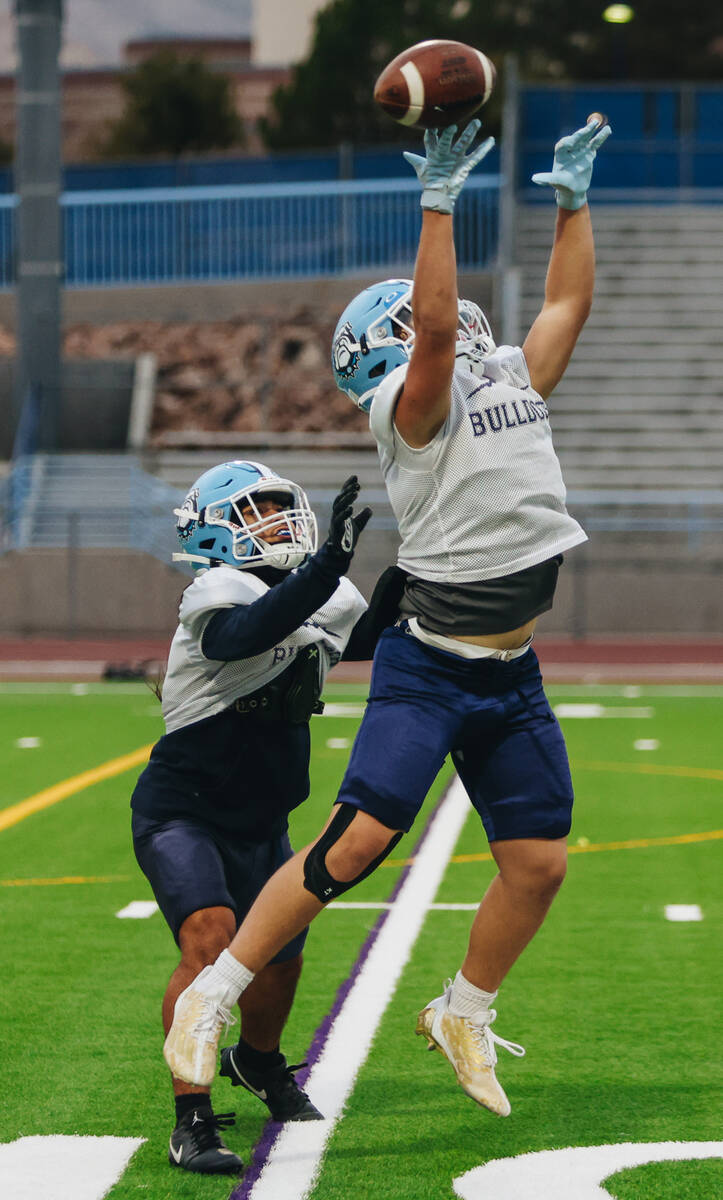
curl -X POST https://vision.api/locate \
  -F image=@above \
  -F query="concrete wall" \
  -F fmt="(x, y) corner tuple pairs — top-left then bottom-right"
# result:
(1, 540), (721, 637)
(0, 271), (496, 329)
(0, 549), (185, 637)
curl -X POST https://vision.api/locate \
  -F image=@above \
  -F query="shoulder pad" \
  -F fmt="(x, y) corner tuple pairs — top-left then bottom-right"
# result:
(179, 566), (267, 623)
(481, 345), (531, 388)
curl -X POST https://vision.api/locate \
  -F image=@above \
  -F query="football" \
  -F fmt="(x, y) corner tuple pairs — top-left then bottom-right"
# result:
(374, 39), (496, 130)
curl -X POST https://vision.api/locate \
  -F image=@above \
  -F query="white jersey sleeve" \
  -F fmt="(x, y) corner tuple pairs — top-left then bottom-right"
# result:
(161, 566), (367, 733)
(368, 346), (587, 583)
(178, 567), (268, 643)
(369, 361), (448, 472)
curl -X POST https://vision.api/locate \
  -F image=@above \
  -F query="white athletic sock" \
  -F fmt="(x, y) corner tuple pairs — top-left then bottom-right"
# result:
(199, 949), (255, 1009)
(448, 970), (497, 1024)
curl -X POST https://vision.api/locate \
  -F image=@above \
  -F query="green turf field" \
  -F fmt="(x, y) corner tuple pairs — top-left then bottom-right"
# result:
(0, 682), (721, 1200)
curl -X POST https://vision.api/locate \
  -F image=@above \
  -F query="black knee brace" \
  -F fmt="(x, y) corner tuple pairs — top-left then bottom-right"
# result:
(303, 804), (403, 904)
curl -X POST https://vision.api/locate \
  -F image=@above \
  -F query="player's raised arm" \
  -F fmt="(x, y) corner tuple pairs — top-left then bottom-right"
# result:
(397, 122), (494, 447)
(522, 116), (611, 400)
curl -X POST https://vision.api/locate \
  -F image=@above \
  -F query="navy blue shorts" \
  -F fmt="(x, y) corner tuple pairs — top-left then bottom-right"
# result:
(131, 812), (308, 962)
(336, 624), (573, 842)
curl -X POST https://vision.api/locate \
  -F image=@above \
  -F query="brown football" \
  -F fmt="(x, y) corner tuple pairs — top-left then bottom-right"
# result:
(374, 40), (496, 130)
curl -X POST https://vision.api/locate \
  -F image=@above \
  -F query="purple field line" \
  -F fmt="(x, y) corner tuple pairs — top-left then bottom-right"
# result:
(228, 782), (452, 1200)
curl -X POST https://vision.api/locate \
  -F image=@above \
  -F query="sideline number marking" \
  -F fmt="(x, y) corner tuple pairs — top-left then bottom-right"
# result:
(453, 1141), (723, 1200)
(0, 1135), (144, 1200)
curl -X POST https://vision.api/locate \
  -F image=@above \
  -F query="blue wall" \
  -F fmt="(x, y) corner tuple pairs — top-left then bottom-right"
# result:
(521, 84), (723, 191)
(1, 82), (720, 195)
(0, 143), (488, 193)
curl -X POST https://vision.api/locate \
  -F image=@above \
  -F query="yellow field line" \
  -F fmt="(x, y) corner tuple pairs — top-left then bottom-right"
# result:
(441, 828), (723, 866)
(577, 759), (723, 782)
(385, 828), (723, 869)
(568, 829), (723, 854)
(383, 756), (723, 867)
(0, 744), (153, 833)
(1, 874), (133, 888)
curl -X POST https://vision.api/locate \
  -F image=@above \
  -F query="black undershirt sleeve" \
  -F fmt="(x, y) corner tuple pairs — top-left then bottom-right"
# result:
(201, 542), (348, 662)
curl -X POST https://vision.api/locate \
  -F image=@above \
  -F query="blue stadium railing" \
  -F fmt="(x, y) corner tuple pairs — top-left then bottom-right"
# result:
(0, 175), (501, 288)
(1, 81), (721, 195)
(1, 82), (722, 286)
(3, 456), (723, 559)
(520, 83), (723, 195)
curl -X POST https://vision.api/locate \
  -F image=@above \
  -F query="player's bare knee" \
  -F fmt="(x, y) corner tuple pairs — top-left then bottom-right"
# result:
(326, 816), (395, 879)
(537, 856), (567, 898)
(178, 905), (235, 968)
(519, 849), (567, 899)
(497, 841), (567, 898)
(303, 804), (403, 903)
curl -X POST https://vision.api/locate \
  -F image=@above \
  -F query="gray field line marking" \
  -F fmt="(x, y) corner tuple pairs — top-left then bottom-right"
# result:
(231, 777), (469, 1200)
(2, 684), (723, 698)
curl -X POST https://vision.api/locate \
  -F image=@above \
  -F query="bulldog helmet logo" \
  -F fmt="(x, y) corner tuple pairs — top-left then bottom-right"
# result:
(176, 488), (199, 540)
(332, 322), (360, 380)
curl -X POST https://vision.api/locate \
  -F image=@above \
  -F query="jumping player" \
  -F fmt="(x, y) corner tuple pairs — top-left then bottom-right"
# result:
(162, 116), (611, 1118)
(131, 461), (389, 1173)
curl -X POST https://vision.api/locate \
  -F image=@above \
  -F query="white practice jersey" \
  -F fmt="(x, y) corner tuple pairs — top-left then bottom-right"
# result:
(369, 345), (587, 583)
(162, 565), (366, 733)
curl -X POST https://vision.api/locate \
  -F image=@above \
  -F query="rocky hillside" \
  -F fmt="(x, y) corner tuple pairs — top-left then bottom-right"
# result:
(1, 306), (369, 439)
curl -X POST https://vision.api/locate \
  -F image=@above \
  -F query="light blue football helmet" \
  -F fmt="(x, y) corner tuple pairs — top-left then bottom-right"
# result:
(173, 460), (317, 571)
(331, 279), (496, 411)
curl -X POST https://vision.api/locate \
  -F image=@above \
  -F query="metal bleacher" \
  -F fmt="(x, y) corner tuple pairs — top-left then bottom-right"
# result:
(1, 453), (182, 562)
(517, 203), (723, 493)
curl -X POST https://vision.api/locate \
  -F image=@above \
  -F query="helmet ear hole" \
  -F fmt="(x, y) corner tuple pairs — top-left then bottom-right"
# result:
(368, 360), (387, 378)
(198, 538), (216, 550)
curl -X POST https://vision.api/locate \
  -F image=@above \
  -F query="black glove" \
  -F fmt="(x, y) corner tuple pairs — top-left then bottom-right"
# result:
(326, 475), (372, 566)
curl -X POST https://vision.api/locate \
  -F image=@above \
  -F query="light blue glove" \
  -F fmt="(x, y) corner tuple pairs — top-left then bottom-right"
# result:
(531, 116), (611, 210)
(403, 120), (495, 214)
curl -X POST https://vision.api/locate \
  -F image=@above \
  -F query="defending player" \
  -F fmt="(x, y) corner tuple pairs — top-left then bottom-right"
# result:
(132, 460), (395, 1173)
(162, 117), (611, 1118)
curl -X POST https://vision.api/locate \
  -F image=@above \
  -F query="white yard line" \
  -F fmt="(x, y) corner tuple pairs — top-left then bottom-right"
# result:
(319, 703), (366, 717)
(115, 901), (159, 919)
(553, 704), (655, 719)
(243, 777), (470, 1200)
(1, 683), (723, 698)
(664, 904), (703, 922)
(327, 901), (480, 911)
(0, 683), (151, 695)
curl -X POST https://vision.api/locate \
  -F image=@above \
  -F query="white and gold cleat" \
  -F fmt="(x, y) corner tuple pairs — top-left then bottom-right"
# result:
(415, 985), (525, 1116)
(163, 966), (237, 1087)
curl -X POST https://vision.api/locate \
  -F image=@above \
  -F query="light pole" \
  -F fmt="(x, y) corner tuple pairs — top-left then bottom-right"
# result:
(13, 0), (64, 453)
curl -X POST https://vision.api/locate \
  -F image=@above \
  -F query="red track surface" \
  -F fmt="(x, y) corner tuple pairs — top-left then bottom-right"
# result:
(2, 635), (723, 682)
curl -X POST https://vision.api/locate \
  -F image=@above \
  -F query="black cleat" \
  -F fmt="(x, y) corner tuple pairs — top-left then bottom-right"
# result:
(219, 1046), (324, 1122)
(168, 1107), (243, 1175)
